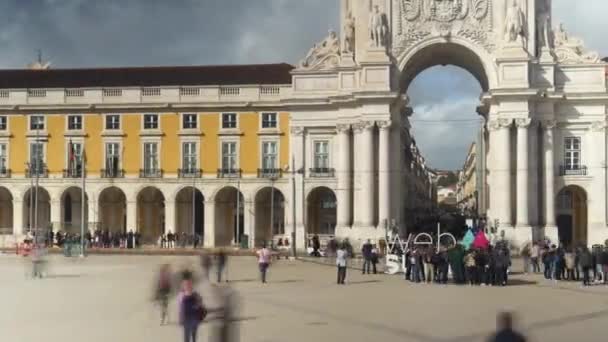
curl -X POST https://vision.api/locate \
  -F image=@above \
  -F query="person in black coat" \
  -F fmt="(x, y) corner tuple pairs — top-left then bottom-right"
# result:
(127, 230), (134, 249)
(487, 312), (527, 342)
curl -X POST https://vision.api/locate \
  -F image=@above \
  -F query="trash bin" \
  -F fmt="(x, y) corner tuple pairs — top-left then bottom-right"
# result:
(240, 235), (249, 249)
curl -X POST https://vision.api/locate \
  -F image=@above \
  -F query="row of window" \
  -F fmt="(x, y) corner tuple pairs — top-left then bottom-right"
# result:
(0, 140), (332, 177)
(0, 112), (279, 132)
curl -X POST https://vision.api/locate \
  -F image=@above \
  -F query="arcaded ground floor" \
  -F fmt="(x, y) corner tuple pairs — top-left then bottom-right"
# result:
(1, 255), (608, 342)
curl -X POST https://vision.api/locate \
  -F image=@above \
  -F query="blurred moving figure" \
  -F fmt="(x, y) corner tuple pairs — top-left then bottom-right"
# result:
(30, 245), (46, 279)
(216, 250), (227, 283)
(179, 277), (206, 342)
(211, 285), (239, 342)
(256, 244), (271, 284)
(201, 253), (212, 281)
(155, 264), (173, 325)
(487, 312), (527, 342)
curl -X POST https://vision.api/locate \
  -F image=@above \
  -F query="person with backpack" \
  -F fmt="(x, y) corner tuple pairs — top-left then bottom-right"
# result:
(179, 277), (206, 342)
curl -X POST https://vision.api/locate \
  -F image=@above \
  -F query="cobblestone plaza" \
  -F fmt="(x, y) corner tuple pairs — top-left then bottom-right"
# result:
(2, 254), (607, 342)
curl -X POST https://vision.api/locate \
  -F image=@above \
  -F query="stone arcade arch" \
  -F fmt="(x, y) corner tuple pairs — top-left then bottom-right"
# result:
(137, 187), (165, 244)
(23, 187), (51, 233)
(214, 187), (244, 247)
(60, 187), (89, 235)
(306, 187), (337, 237)
(175, 187), (204, 236)
(98, 187), (127, 234)
(556, 185), (588, 247)
(254, 187), (285, 248)
(0, 187), (12, 234)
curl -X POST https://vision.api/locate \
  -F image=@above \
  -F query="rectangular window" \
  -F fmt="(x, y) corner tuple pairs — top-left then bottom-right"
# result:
(182, 142), (197, 171)
(221, 113), (237, 129)
(261, 112), (277, 129)
(262, 141), (278, 170)
(30, 115), (44, 131)
(221, 142), (237, 170)
(143, 114), (159, 130)
(564, 137), (581, 170)
(0, 116), (6, 130)
(313, 141), (329, 169)
(105, 143), (120, 174)
(105, 115), (120, 130)
(0, 143), (7, 173)
(67, 115), (82, 130)
(183, 114), (198, 129)
(67, 142), (83, 175)
(30, 142), (44, 173)
(143, 142), (159, 172)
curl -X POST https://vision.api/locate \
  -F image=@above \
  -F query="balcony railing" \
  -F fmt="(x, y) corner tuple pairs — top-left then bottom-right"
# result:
(101, 169), (125, 179)
(0, 168), (10, 178)
(63, 168), (84, 178)
(309, 167), (335, 178)
(26, 168), (49, 178)
(217, 168), (242, 179)
(560, 165), (588, 176)
(178, 168), (202, 178)
(258, 168), (282, 179)
(139, 169), (163, 178)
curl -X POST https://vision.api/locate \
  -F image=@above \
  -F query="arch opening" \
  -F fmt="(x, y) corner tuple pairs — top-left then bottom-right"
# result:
(60, 187), (89, 235)
(556, 185), (588, 248)
(137, 187), (165, 244)
(175, 187), (205, 237)
(254, 187), (285, 248)
(23, 187), (51, 234)
(99, 187), (126, 234)
(214, 187), (244, 247)
(0, 187), (13, 235)
(306, 187), (336, 237)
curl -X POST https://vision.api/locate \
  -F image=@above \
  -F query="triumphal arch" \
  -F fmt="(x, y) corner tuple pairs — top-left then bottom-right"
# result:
(287, 0), (607, 247)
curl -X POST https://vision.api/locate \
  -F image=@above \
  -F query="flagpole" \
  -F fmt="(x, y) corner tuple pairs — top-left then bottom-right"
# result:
(80, 149), (86, 257)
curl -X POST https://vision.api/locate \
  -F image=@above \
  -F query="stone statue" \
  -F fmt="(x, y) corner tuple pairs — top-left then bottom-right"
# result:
(369, 5), (388, 48)
(553, 23), (601, 63)
(503, 0), (527, 46)
(554, 23), (568, 47)
(299, 30), (341, 69)
(536, 0), (552, 51)
(343, 12), (356, 53)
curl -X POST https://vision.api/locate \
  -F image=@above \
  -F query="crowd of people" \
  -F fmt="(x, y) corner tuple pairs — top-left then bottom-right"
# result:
(158, 231), (203, 249)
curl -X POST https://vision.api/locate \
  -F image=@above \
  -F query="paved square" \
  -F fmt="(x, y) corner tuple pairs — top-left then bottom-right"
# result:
(1, 254), (607, 342)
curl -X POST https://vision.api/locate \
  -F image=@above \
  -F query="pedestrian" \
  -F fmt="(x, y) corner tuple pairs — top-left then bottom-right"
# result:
(371, 245), (379, 274)
(520, 242), (531, 274)
(179, 278), (206, 342)
(256, 243), (271, 284)
(601, 246), (608, 285)
(565, 248), (575, 281)
(217, 250), (227, 283)
(487, 312), (527, 342)
(155, 264), (172, 325)
(464, 250), (476, 285)
(495, 248), (509, 286)
(423, 247), (434, 284)
(579, 247), (593, 286)
(361, 239), (373, 274)
(530, 242), (540, 273)
(336, 243), (347, 285)
(200, 253), (212, 281)
(409, 248), (421, 283)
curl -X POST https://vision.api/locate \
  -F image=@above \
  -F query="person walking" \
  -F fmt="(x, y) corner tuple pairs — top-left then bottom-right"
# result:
(530, 242), (540, 273)
(336, 243), (348, 285)
(520, 242), (531, 274)
(361, 239), (373, 274)
(565, 249), (575, 281)
(179, 278), (206, 342)
(579, 247), (593, 286)
(216, 250), (227, 283)
(155, 264), (172, 325)
(371, 245), (379, 274)
(487, 312), (527, 342)
(256, 243), (272, 284)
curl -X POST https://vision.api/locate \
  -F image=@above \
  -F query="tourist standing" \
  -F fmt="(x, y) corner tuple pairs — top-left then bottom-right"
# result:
(579, 247), (593, 286)
(361, 239), (373, 274)
(336, 243), (347, 285)
(565, 249), (575, 281)
(371, 245), (379, 274)
(465, 250), (476, 285)
(256, 244), (271, 284)
(179, 278), (206, 342)
(423, 247), (434, 283)
(520, 242), (531, 274)
(601, 246), (608, 285)
(487, 312), (527, 342)
(530, 242), (540, 273)
(155, 264), (172, 325)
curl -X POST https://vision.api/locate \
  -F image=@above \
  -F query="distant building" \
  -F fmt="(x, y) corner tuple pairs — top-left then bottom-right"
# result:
(437, 185), (457, 206)
(456, 143), (478, 217)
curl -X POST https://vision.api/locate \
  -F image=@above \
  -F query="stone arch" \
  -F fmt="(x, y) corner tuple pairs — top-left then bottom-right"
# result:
(306, 186), (337, 236)
(214, 186), (245, 247)
(556, 185), (588, 248)
(98, 186), (127, 234)
(136, 186), (165, 244)
(0, 187), (13, 234)
(59, 186), (89, 234)
(397, 36), (496, 93)
(254, 186), (286, 248)
(174, 186), (205, 236)
(23, 187), (51, 233)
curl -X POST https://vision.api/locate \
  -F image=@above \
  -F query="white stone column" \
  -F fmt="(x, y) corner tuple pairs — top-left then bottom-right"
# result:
(542, 120), (558, 242)
(87, 198), (96, 233)
(243, 200), (254, 248)
(378, 120), (392, 228)
(515, 119), (531, 225)
(528, 122), (539, 229)
(204, 199), (215, 247)
(165, 198), (175, 236)
(353, 121), (375, 229)
(126, 200), (137, 232)
(13, 199), (23, 236)
(290, 126), (306, 249)
(588, 121), (608, 245)
(336, 124), (352, 232)
(488, 118), (513, 232)
(50, 199), (61, 231)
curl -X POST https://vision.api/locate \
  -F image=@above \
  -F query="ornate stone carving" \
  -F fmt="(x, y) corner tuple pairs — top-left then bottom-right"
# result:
(369, 5), (389, 48)
(353, 121), (375, 133)
(336, 124), (351, 134)
(591, 121), (608, 132)
(290, 126), (304, 136)
(553, 23), (601, 64)
(343, 12), (356, 54)
(515, 118), (532, 128)
(536, 0), (553, 53)
(487, 118), (513, 131)
(394, 0), (494, 55)
(377, 120), (393, 130)
(298, 30), (341, 70)
(504, 0), (527, 47)
(541, 119), (557, 130)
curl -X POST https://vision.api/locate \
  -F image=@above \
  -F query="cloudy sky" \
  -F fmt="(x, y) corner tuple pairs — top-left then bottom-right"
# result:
(0, 0), (605, 169)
